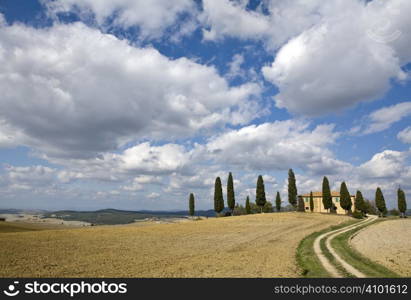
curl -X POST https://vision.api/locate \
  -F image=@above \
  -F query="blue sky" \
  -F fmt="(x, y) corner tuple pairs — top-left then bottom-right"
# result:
(0, 0), (410, 211)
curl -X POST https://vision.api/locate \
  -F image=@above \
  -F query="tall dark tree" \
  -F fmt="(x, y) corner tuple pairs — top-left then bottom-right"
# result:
(339, 181), (352, 214)
(398, 188), (407, 218)
(189, 193), (195, 217)
(375, 187), (387, 217)
(309, 191), (314, 212)
(297, 196), (305, 212)
(288, 169), (298, 208)
(245, 196), (251, 214)
(355, 190), (366, 216)
(227, 172), (235, 215)
(275, 191), (281, 212)
(322, 176), (332, 212)
(256, 175), (266, 213)
(214, 177), (224, 214)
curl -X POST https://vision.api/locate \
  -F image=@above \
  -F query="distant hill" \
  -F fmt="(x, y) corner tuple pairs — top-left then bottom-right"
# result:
(0, 209), (47, 214)
(44, 208), (215, 225)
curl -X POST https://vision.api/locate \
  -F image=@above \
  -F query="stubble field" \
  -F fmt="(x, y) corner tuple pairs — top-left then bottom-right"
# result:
(351, 218), (411, 277)
(0, 212), (350, 277)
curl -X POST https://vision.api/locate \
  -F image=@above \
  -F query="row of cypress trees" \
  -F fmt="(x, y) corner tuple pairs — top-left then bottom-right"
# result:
(214, 173), (281, 215)
(189, 171), (408, 218)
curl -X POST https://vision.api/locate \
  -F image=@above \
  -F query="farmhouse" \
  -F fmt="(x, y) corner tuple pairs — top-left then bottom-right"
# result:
(299, 191), (355, 215)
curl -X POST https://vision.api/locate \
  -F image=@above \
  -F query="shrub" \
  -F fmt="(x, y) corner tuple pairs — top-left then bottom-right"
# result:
(388, 209), (399, 216)
(364, 199), (378, 215)
(352, 210), (364, 219)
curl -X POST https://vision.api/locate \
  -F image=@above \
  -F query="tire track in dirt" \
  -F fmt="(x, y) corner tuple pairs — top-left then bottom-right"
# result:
(313, 215), (377, 277)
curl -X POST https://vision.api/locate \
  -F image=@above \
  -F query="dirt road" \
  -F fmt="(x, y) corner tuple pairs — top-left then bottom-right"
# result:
(313, 215), (378, 277)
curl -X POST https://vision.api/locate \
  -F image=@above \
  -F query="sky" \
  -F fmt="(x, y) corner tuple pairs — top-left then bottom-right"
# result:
(0, 0), (410, 211)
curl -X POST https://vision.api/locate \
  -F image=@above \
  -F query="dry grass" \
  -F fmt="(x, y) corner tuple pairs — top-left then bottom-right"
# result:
(0, 212), (350, 278)
(351, 218), (411, 277)
(0, 221), (63, 233)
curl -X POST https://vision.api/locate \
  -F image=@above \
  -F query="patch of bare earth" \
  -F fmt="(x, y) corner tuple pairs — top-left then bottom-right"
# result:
(0, 212), (349, 277)
(351, 219), (411, 277)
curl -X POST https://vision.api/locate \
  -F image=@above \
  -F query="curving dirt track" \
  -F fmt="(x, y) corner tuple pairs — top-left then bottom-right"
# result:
(313, 215), (377, 277)
(351, 218), (411, 277)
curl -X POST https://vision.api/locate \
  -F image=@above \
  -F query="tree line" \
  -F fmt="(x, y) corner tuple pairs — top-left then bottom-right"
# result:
(187, 170), (408, 219)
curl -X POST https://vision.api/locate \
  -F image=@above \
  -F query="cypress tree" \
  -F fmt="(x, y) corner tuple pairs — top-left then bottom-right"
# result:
(297, 196), (305, 212)
(256, 175), (266, 213)
(339, 181), (352, 214)
(189, 193), (195, 217)
(288, 169), (297, 208)
(214, 177), (224, 214)
(355, 190), (366, 216)
(322, 176), (332, 212)
(375, 187), (387, 217)
(275, 191), (281, 212)
(227, 172), (235, 215)
(309, 191), (314, 212)
(398, 188), (407, 218)
(245, 196), (251, 214)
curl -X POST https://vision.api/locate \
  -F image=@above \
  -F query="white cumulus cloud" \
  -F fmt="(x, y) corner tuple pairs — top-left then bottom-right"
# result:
(262, 0), (410, 116)
(205, 120), (346, 174)
(398, 126), (411, 144)
(41, 0), (197, 40)
(0, 21), (261, 159)
(361, 102), (411, 134)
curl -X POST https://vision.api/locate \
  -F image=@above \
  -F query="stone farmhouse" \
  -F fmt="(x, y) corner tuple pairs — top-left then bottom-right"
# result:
(299, 191), (355, 214)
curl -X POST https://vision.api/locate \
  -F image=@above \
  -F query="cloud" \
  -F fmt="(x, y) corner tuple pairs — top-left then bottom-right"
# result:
(360, 102), (411, 134)
(293, 147), (411, 207)
(147, 192), (160, 199)
(1, 165), (60, 192)
(122, 175), (162, 192)
(200, 0), (325, 50)
(358, 150), (409, 179)
(262, 0), (410, 116)
(41, 0), (197, 40)
(199, 1), (411, 116)
(38, 1), (411, 119)
(398, 126), (411, 144)
(0, 21), (261, 159)
(42, 141), (193, 183)
(204, 119), (346, 174)
(0, 120), (20, 148)
(226, 53), (245, 79)
(200, 0), (270, 42)
(118, 143), (189, 174)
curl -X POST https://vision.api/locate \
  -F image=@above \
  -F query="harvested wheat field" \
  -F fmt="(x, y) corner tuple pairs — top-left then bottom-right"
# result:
(351, 219), (411, 277)
(0, 212), (349, 277)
